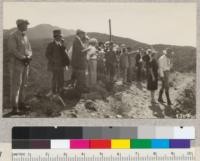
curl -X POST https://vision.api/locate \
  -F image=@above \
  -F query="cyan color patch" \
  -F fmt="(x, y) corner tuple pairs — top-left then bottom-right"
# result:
(151, 139), (169, 148)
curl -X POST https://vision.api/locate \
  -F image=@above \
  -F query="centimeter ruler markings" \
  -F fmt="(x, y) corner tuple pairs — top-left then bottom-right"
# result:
(12, 150), (196, 161)
(12, 127), (196, 161)
(12, 156), (195, 161)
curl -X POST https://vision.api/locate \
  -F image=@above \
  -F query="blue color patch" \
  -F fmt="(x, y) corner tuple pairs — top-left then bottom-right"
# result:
(151, 139), (169, 148)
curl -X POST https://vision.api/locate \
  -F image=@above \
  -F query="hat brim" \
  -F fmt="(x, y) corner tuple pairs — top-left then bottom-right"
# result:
(54, 34), (63, 37)
(18, 21), (29, 26)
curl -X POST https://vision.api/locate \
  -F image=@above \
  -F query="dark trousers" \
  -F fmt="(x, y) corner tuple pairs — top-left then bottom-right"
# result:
(158, 71), (171, 104)
(106, 64), (116, 82)
(97, 66), (105, 82)
(121, 67), (128, 83)
(136, 64), (142, 81)
(71, 68), (86, 91)
(52, 68), (64, 94)
(127, 67), (134, 82)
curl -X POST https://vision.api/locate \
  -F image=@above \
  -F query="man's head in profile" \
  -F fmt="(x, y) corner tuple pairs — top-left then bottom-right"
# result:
(16, 19), (29, 32)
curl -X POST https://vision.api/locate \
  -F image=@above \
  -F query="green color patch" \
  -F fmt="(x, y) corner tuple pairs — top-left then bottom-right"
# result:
(131, 139), (152, 149)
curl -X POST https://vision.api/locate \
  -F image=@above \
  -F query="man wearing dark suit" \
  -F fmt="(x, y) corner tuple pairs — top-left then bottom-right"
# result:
(142, 49), (151, 78)
(135, 48), (144, 81)
(127, 47), (135, 82)
(105, 42), (117, 83)
(71, 30), (88, 92)
(45, 30), (70, 95)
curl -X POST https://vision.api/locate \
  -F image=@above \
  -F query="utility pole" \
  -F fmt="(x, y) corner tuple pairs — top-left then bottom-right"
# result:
(109, 19), (112, 42)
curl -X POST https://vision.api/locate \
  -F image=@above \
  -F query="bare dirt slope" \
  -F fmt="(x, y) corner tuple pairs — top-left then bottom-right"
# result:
(4, 72), (195, 119)
(59, 72), (195, 119)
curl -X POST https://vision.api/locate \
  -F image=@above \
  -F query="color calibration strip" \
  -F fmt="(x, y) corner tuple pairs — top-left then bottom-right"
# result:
(12, 126), (195, 139)
(12, 126), (195, 150)
(12, 139), (191, 149)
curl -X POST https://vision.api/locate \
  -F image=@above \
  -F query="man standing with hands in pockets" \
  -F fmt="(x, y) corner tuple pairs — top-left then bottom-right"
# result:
(8, 19), (32, 114)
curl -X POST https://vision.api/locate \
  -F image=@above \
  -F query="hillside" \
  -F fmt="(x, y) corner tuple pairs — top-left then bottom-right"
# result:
(62, 34), (196, 73)
(3, 24), (75, 40)
(153, 44), (196, 72)
(3, 25), (196, 118)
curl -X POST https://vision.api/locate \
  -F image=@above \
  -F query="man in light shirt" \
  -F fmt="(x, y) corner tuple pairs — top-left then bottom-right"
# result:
(84, 38), (98, 87)
(158, 48), (174, 106)
(8, 19), (32, 114)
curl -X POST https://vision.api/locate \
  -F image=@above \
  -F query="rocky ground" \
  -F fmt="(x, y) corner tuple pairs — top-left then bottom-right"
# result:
(3, 72), (195, 119)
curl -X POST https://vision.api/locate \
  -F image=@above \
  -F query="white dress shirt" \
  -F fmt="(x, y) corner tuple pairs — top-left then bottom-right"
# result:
(158, 54), (172, 77)
(87, 45), (97, 60)
(55, 40), (62, 46)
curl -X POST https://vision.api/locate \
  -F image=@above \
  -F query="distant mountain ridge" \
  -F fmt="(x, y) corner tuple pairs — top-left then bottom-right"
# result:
(3, 24), (196, 73)
(4, 24), (195, 48)
(3, 24), (75, 40)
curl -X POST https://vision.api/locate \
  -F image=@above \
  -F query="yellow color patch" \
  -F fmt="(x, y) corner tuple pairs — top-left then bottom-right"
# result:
(111, 139), (130, 149)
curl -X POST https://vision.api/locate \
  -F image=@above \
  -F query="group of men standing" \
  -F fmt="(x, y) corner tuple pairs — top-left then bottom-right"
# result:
(7, 19), (174, 115)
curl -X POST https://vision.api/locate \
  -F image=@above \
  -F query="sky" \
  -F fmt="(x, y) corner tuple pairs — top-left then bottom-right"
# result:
(3, 2), (196, 46)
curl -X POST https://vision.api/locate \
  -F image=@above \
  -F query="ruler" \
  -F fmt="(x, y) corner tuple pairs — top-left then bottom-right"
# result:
(12, 126), (196, 161)
(12, 149), (195, 161)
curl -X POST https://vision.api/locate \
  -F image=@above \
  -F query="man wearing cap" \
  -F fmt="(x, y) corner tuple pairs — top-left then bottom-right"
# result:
(45, 30), (70, 95)
(158, 48), (173, 106)
(71, 29), (88, 92)
(8, 19), (32, 114)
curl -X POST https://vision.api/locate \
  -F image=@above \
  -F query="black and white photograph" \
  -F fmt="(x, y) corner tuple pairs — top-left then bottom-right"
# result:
(3, 2), (196, 118)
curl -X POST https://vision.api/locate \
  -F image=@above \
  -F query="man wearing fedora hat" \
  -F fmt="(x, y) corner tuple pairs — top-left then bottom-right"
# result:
(45, 29), (70, 95)
(158, 48), (174, 106)
(8, 19), (32, 114)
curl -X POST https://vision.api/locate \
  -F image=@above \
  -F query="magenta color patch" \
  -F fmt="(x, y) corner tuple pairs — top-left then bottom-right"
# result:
(70, 140), (90, 149)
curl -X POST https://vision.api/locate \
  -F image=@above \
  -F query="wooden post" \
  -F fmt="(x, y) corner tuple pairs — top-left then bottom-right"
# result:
(109, 19), (112, 42)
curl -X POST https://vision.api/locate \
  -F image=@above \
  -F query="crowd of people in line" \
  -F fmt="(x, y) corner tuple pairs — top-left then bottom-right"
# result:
(7, 19), (174, 115)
